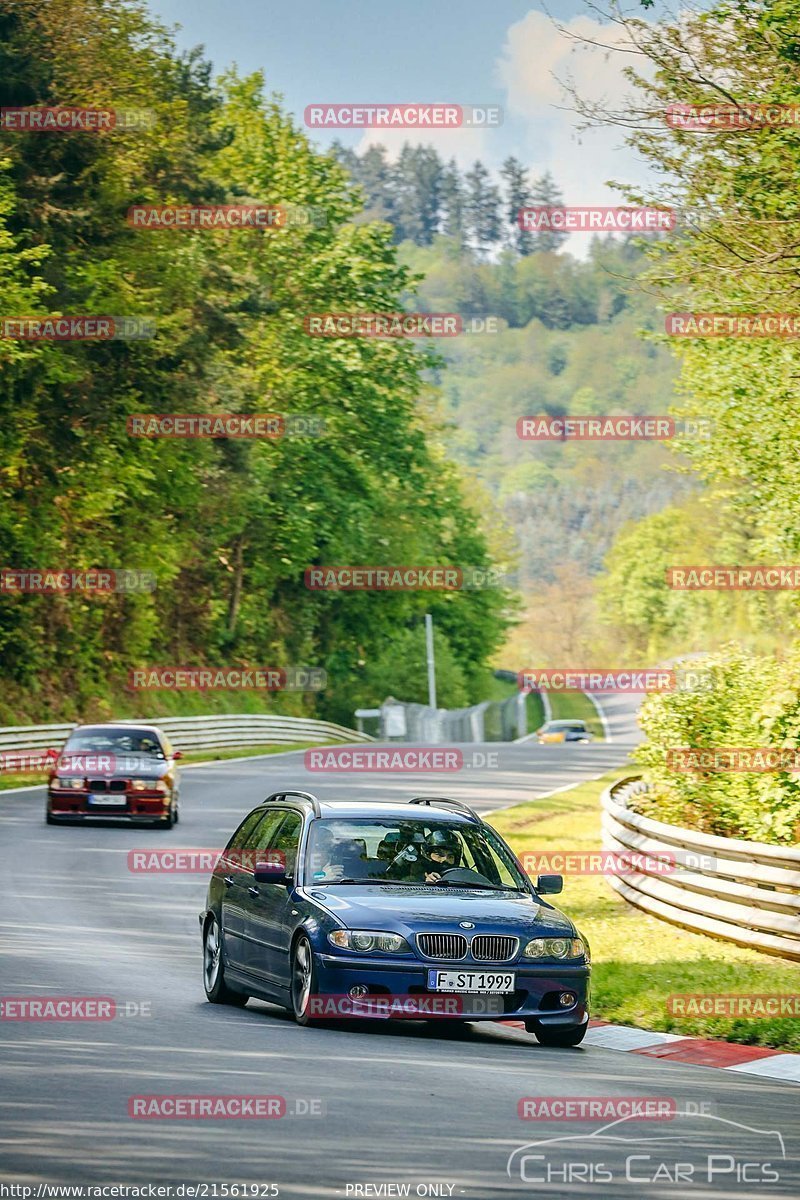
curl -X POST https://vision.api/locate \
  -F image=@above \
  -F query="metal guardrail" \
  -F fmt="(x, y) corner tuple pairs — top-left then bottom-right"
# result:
(601, 776), (800, 961)
(0, 713), (371, 756)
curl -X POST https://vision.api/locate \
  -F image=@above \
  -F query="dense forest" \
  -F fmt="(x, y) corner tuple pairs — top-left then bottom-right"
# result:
(0, 0), (510, 724)
(332, 141), (568, 259)
(3, 0), (799, 734)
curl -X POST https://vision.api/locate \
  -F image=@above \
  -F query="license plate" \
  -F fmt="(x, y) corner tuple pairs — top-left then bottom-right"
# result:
(88, 794), (127, 806)
(427, 969), (515, 993)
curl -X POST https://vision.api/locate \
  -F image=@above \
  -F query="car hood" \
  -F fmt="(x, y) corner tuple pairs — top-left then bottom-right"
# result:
(301, 884), (576, 937)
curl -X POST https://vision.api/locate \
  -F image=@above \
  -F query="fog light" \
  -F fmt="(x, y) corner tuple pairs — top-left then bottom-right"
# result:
(559, 992), (576, 1007)
(349, 985), (368, 998)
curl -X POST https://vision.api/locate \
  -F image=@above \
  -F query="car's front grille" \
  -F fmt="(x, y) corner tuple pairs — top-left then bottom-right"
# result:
(416, 933), (468, 960)
(471, 935), (519, 962)
(87, 779), (127, 793)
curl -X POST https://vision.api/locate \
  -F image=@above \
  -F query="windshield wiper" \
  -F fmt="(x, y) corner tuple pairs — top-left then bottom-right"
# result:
(433, 880), (526, 891)
(312, 877), (387, 886)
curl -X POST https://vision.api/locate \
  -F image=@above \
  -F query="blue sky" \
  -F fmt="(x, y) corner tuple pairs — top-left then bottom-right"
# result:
(148, 0), (658, 210)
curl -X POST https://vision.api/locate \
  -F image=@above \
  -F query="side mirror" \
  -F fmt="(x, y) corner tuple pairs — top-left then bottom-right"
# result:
(536, 873), (563, 895)
(254, 861), (290, 886)
(172, 750), (184, 760)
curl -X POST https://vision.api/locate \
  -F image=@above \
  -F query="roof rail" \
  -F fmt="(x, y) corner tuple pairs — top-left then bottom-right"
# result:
(408, 796), (480, 821)
(264, 789), (321, 818)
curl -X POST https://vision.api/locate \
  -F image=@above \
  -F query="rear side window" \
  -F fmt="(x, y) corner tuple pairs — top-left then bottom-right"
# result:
(226, 810), (266, 851)
(267, 812), (303, 877)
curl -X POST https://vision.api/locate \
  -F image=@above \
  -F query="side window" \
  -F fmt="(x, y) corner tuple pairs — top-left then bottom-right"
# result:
(246, 810), (286, 853)
(226, 810), (267, 852)
(258, 812), (303, 877)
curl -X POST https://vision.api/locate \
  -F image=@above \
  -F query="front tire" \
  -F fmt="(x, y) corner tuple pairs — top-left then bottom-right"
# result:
(290, 935), (319, 1025)
(528, 1020), (587, 1047)
(203, 915), (248, 1006)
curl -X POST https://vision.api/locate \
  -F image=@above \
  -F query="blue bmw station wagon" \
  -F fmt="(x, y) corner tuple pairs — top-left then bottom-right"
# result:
(200, 792), (591, 1045)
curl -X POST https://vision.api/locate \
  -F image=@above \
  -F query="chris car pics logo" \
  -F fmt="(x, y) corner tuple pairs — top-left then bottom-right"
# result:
(507, 1112), (785, 1187)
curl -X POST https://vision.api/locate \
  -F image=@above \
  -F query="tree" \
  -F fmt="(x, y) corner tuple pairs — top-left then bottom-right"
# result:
(529, 171), (568, 253)
(500, 156), (533, 255)
(0, 0), (511, 723)
(439, 157), (465, 244)
(464, 160), (502, 258)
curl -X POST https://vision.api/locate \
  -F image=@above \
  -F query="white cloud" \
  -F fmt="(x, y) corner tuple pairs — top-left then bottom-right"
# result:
(496, 10), (658, 221)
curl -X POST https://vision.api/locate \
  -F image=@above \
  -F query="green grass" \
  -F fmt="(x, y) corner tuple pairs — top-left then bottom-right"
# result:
(0, 741), (323, 791)
(488, 770), (800, 1050)
(525, 690), (545, 733)
(485, 673), (518, 702)
(548, 690), (605, 739)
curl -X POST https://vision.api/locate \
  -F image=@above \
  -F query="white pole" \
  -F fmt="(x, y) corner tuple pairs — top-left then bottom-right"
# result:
(425, 613), (437, 710)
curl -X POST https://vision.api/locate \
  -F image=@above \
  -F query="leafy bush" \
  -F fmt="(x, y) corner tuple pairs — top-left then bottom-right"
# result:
(633, 645), (800, 844)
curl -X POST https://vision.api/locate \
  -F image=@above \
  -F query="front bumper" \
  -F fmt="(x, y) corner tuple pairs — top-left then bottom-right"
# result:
(314, 952), (590, 1023)
(48, 789), (169, 820)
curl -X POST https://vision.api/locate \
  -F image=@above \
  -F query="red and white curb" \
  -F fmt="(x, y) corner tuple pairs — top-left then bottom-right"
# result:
(503, 1019), (800, 1084)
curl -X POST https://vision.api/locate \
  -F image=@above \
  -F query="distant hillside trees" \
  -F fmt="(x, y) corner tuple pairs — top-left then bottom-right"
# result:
(331, 141), (568, 259)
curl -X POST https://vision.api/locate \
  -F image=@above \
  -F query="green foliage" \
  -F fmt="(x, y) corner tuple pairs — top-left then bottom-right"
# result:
(0, 0), (510, 723)
(597, 502), (798, 659)
(634, 646), (800, 843)
(604, 0), (800, 563)
(398, 236), (681, 589)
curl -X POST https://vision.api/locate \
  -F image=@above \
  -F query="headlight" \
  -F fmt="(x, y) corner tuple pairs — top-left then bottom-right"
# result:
(56, 777), (84, 789)
(131, 779), (167, 792)
(328, 930), (410, 953)
(523, 937), (586, 960)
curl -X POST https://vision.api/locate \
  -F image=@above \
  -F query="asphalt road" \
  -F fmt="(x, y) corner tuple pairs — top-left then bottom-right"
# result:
(1, 702), (798, 1198)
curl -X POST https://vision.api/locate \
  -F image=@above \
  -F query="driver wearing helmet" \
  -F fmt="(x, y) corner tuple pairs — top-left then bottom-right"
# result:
(421, 829), (462, 883)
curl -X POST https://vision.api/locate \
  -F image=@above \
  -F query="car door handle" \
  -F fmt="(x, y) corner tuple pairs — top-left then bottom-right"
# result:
(223, 875), (235, 888)
(247, 886), (260, 897)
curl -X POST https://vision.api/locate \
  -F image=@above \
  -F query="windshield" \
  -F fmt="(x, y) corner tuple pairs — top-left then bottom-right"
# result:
(305, 818), (530, 891)
(63, 728), (165, 757)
